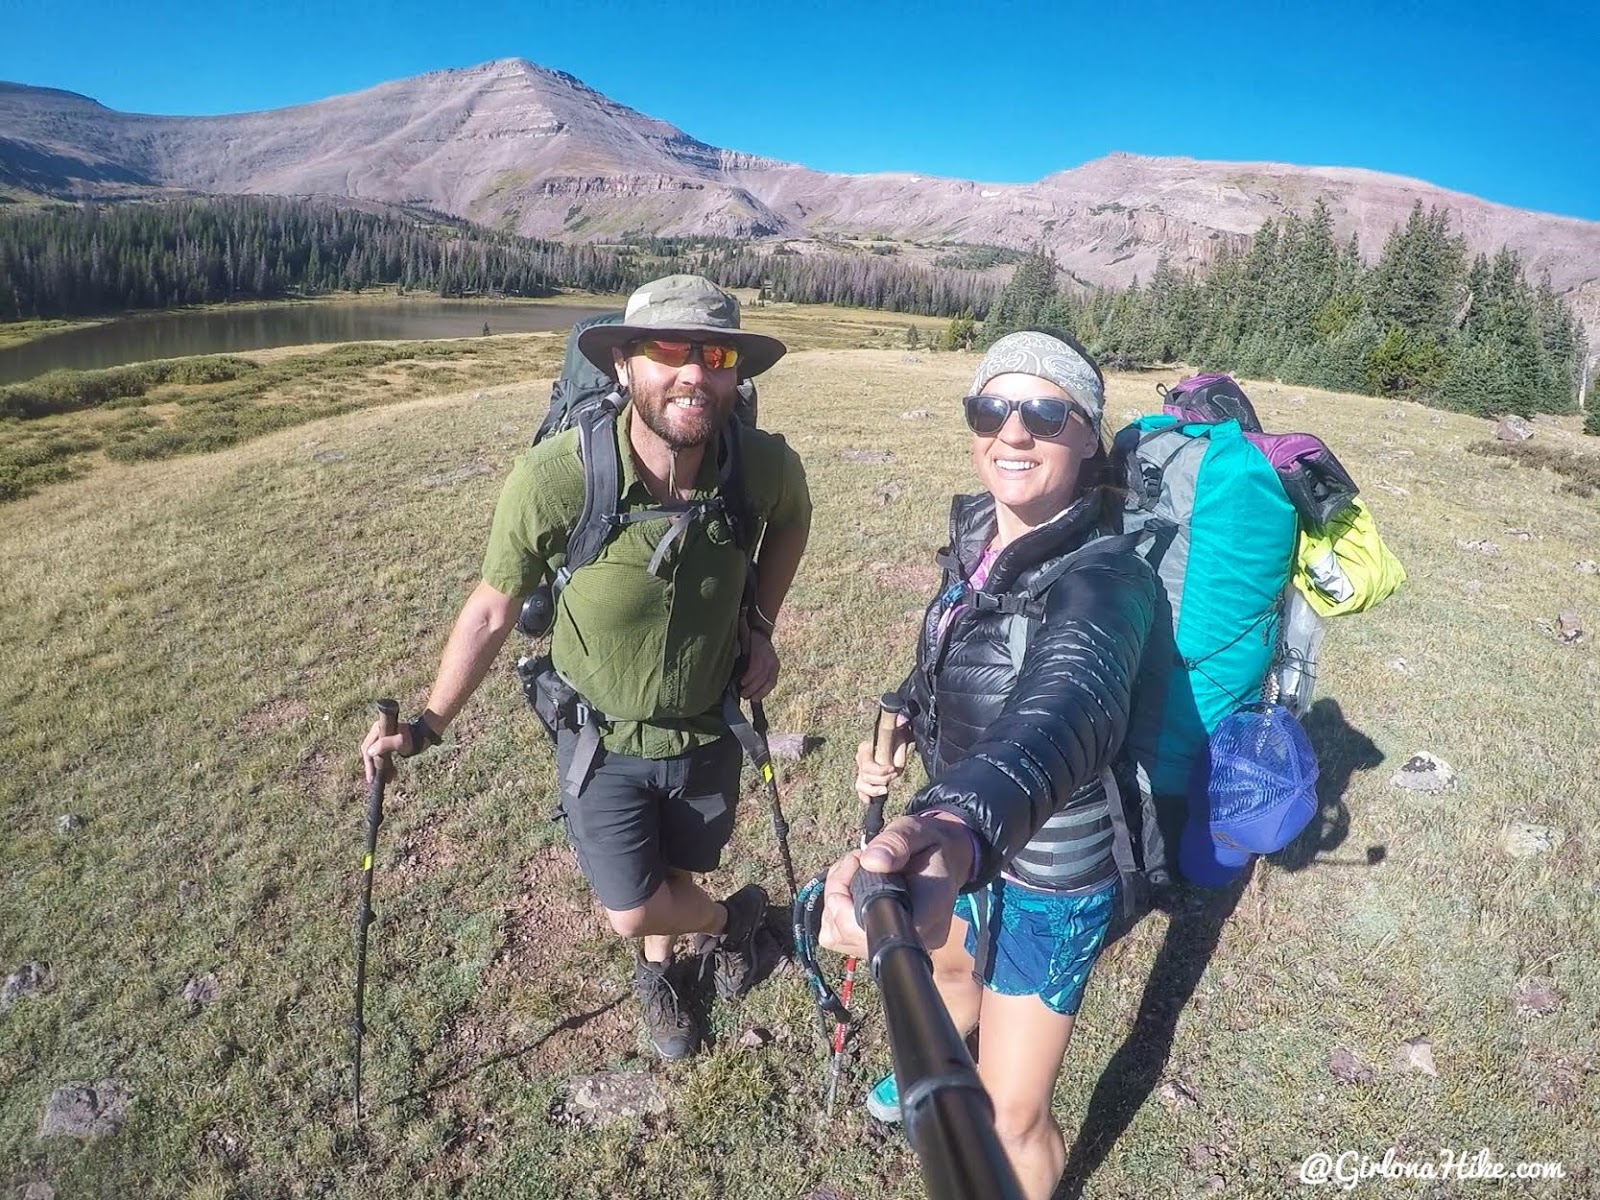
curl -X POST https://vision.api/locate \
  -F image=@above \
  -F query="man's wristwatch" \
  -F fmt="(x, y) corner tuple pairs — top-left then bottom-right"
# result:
(404, 716), (443, 757)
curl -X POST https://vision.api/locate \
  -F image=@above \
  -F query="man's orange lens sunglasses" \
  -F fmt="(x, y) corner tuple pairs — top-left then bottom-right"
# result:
(633, 338), (740, 371)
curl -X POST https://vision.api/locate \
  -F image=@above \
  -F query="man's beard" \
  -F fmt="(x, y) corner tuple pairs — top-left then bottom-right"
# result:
(632, 379), (730, 450)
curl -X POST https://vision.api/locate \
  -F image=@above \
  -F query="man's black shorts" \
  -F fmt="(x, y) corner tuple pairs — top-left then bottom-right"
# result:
(556, 731), (743, 911)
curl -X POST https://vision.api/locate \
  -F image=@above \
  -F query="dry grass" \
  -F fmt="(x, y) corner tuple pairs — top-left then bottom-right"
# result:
(1, 349), (1596, 1198)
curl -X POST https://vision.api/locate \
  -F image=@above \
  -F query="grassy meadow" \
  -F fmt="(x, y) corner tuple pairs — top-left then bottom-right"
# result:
(1, 313), (1597, 1198)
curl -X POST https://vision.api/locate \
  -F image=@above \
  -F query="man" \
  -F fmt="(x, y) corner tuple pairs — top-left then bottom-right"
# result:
(361, 275), (811, 1059)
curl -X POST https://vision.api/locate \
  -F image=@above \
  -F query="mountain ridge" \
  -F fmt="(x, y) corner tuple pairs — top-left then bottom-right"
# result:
(2, 59), (1597, 332)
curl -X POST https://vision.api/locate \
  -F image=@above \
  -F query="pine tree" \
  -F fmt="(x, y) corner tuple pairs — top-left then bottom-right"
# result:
(942, 311), (978, 351)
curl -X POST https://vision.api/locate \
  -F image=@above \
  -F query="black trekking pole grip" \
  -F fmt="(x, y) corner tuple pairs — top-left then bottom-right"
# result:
(850, 869), (1025, 1200)
(369, 699), (399, 814)
(864, 692), (906, 841)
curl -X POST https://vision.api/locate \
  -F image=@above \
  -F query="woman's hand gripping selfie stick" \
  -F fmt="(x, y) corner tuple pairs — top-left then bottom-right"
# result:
(824, 692), (906, 1116)
(849, 867), (1025, 1200)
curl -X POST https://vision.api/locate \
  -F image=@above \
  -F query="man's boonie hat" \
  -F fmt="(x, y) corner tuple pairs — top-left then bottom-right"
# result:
(1179, 703), (1320, 886)
(577, 274), (787, 380)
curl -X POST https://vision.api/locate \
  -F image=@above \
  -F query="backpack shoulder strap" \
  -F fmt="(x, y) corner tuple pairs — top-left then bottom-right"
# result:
(554, 398), (622, 599)
(717, 418), (757, 557)
(1003, 531), (1151, 672)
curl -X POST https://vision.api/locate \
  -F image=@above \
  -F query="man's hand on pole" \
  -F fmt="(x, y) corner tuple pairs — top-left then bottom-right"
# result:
(360, 716), (409, 784)
(818, 813), (976, 960)
(739, 628), (780, 702)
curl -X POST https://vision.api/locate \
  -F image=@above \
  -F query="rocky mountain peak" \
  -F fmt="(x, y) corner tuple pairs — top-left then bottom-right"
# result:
(1, 59), (1595, 332)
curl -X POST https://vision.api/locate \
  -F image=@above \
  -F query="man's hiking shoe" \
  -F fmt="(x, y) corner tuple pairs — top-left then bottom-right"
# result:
(635, 958), (698, 1061)
(711, 883), (768, 1002)
(866, 1072), (902, 1124)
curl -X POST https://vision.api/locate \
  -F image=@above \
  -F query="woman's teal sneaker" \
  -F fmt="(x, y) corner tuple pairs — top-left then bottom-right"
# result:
(866, 1072), (902, 1123)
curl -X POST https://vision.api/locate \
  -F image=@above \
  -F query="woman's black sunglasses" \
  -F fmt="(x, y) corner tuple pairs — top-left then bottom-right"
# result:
(962, 393), (1084, 439)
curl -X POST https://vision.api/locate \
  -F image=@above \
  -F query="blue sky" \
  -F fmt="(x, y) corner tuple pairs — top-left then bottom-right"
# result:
(2, 0), (1596, 221)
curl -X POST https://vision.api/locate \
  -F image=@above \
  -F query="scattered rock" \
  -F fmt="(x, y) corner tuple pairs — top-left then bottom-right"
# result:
(312, 450), (346, 464)
(844, 449), (895, 465)
(765, 734), (816, 762)
(473, 392), (485, 402)
(1390, 752), (1454, 793)
(1501, 823), (1561, 859)
(1532, 1054), (1586, 1107)
(182, 973), (219, 1010)
(1387, 657), (1416, 677)
(198, 1128), (242, 1165)
(1555, 610), (1585, 644)
(1383, 407), (1405, 421)
(1374, 480), (1411, 499)
(1156, 1077), (1199, 1111)
(873, 481), (904, 506)
(1455, 539), (1500, 556)
(178, 880), (201, 907)
(1205, 1177), (1226, 1192)
(562, 1071), (666, 1127)
(56, 814), (84, 834)
(802, 1188), (845, 1200)
(1394, 1036), (1438, 1076)
(739, 1027), (773, 1049)
(423, 462), (495, 488)
(1494, 415), (1536, 442)
(1429, 414), (1446, 425)
(1288, 395), (1307, 407)
(1577, 561), (1599, 575)
(1185, 1144), (1223, 1170)
(900, 409), (933, 421)
(1328, 1047), (1375, 1085)
(1514, 976), (1561, 1017)
(2, 962), (50, 1010)
(39, 1080), (131, 1139)
(1505, 528), (1538, 541)
(21, 1184), (54, 1200)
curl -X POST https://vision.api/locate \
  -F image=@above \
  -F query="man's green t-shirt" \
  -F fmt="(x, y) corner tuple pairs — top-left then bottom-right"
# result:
(481, 405), (810, 759)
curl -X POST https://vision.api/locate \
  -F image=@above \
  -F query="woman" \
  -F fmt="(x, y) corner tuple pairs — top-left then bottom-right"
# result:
(820, 330), (1156, 1200)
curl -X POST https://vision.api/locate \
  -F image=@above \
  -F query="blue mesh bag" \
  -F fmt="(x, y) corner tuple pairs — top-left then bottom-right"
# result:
(1178, 703), (1319, 886)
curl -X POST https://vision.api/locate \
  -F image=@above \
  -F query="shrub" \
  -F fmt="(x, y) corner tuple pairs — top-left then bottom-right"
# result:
(0, 356), (259, 419)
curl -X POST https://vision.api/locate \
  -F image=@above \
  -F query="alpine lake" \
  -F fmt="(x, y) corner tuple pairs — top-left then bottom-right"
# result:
(0, 297), (615, 383)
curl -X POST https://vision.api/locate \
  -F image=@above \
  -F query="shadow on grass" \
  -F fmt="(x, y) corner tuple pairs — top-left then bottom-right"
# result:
(1059, 698), (1386, 1197)
(1272, 696), (1387, 872)
(1058, 871), (1253, 1200)
(386, 991), (628, 1106)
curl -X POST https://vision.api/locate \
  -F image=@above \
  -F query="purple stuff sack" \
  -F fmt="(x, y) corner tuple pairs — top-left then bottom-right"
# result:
(1159, 373), (1263, 433)
(1244, 432), (1361, 528)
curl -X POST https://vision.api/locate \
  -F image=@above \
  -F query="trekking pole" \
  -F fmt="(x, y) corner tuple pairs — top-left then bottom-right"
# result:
(824, 692), (905, 1117)
(852, 868), (1025, 1200)
(352, 698), (399, 1127)
(748, 699), (799, 903)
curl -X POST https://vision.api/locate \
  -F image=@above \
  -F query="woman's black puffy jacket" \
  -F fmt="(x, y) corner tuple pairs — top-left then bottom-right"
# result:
(900, 489), (1157, 891)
